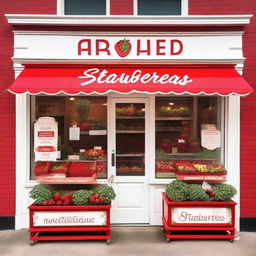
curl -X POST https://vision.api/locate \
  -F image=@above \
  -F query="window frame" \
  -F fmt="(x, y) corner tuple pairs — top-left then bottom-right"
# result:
(57, 0), (110, 16)
(57, 0), (188, 16)
(135, 0), (188, 16)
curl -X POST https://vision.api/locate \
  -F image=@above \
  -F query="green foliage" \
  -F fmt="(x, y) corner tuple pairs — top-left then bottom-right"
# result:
(165, 180), (189, 202)
(187, 184), (209, 201)
(30, 184), (53, 204)
(72, 190), (91, 206)
(75, 99), (91, 122)
(212, 184), (237, 201)
(198, 149), (216, 159)
(59, 144), (73, 159)
(95, 185), (116, 203)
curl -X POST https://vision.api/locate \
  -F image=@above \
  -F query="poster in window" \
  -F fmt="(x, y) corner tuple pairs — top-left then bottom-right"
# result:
(34, 117), (58, 161)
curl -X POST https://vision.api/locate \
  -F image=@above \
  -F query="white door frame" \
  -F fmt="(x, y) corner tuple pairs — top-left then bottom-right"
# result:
(107, 96), (150, 223)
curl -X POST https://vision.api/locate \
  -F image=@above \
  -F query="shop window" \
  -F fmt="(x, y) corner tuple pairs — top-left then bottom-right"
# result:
(155, 97), (223, 179)
(64, 0), (106, 15)
(138, 0), (181, 15)
(30, 96), (108, 180)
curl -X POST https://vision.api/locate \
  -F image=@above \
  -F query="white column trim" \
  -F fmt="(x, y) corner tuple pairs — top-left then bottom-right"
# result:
(225, 95), (240, 231)
(182, 0), (189, 16)
(57, 0), (64, 15)
(15, 93), (31, 230)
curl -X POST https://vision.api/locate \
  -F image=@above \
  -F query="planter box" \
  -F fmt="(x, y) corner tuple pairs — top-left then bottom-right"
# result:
(162, 193), (236, 242)
(29, 203), (111, 245)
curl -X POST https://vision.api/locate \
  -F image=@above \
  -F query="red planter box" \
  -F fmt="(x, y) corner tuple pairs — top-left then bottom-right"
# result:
(28, 203), (111, 245)
(162, 193), (236, 242)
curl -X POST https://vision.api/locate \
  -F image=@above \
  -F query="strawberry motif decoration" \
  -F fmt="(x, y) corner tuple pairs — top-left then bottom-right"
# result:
(115, 39), (131, 58)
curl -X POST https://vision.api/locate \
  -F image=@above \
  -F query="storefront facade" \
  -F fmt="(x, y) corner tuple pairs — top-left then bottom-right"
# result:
(1, 1), (256, 231)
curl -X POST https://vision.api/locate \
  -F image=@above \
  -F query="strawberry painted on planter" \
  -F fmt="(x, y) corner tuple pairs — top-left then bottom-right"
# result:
(115, 39), (131, 57)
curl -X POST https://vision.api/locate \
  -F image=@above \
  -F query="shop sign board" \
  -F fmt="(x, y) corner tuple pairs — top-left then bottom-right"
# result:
(33, 211), (107, 226)
(171, 207), (232, 225)
(34, 117), (58, 161)
(14, 35), (242, 61)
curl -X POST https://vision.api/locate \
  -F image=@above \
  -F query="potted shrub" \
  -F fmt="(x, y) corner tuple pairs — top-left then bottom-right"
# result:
(162, 181), (237, 242)
(75, 99), (91, 131)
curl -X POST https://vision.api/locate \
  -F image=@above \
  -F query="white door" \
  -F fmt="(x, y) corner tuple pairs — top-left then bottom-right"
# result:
(108, 98), (149, 224)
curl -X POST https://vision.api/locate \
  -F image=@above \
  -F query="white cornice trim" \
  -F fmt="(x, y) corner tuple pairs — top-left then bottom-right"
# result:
(5, 14), (253, 26)
(12, 30), (244, 36)
(12, 58), (245, 66)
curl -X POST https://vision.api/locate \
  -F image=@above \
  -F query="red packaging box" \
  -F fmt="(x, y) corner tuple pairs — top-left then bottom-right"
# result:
(50, 162), (70, 174)
(69, 161), (96, 177)
(34, 161), (50, 176)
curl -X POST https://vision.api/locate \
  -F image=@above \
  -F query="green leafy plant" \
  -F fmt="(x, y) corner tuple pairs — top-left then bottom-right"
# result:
(187, 184), (209, 201)
(30, 184), (53, 204)
(212, 184), (237, 201)
(165, 180), (189, 202)
(59, 144), (73, 159)
(72, 189), (91, 206)
(75, 99), (91, 122)
(95, 185), (116, 203)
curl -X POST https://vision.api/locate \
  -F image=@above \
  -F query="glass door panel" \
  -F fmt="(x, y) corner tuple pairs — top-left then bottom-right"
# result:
(115, 103), (145, 176)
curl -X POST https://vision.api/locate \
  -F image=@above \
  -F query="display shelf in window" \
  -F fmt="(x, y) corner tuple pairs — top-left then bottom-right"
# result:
(34, 161), (98, 184)
(116, 116), (145, 120)
(80, 130), (107, 136)
(116, 130), (145, 134)
(155, 117), (193, 121)
(173, 160), (227, 183)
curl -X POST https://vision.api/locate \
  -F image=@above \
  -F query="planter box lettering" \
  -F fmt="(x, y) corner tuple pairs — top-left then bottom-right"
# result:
(29, 203), (111, 245)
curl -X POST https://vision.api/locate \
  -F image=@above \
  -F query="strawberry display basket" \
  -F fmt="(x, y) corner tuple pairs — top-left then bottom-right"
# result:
(162, 193), (236, 242)
(29, 203), (111, 245)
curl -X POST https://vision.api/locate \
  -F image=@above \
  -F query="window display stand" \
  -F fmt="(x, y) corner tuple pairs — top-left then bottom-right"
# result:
(29, 203), (111, 245)
(162, 193), (236, 243)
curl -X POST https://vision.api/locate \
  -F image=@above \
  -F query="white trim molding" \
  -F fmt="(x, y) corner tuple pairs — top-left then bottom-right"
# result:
(225, 95), (241, 231)
(5, 14), (252, 26)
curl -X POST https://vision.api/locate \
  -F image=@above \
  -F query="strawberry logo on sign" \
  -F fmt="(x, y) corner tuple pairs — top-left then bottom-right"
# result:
(115, 39), (131, 57)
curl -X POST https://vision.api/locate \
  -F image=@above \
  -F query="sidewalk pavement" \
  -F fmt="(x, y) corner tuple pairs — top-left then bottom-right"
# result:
(0, 227), (255, 256)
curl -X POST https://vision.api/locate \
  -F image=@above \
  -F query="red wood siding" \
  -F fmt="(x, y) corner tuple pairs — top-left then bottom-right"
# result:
(190, 0), (256, 218)
(0, 0), (56, 217)
(110, 0), (133, 15)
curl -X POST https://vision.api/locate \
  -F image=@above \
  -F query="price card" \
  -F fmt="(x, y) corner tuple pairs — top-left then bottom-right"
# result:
(69, 127), (80, 141)
(201, 129), (221, 150)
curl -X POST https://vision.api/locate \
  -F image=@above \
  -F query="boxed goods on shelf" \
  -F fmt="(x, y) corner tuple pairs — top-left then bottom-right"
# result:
(69, 161), (96, 177)
(50, 162), (70, 174)
(173, 160), (227, 182)
(34, 161), (50, 176)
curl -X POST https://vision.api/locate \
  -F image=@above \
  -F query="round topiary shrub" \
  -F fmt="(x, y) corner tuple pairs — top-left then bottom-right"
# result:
(95, 185), (116, 203)
(165, 180), (189, 202)
(30, 184), (53, 204)
(187, 184), (209, 201)
(72, 189), (91, 206)
(212, 184), (237, 201)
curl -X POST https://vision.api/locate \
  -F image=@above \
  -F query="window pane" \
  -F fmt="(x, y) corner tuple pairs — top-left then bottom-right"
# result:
(155, 97), (223, 179)
(116, 103), (145, 177)
(65, 0), (106, 15)
(31, 96), (108, 180)
(138, 0), (181, 15)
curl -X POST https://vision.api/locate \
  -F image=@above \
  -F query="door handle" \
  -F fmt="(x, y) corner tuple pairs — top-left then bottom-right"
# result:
(108, 175), (115, 184)
(111, 151), (115, 166)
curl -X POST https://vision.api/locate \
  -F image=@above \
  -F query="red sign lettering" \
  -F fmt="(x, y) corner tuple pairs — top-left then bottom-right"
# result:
(96, 39), (110, 56)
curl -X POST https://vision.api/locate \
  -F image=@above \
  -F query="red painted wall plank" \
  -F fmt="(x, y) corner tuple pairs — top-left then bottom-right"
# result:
(0, 0), (56, 217)
(110, 0), (133, 15)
